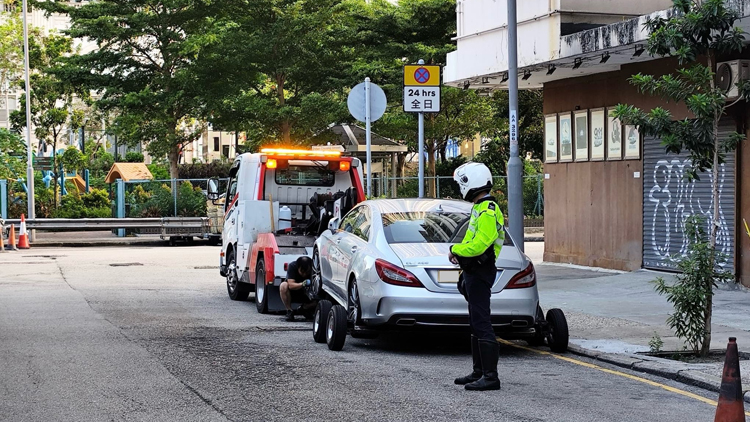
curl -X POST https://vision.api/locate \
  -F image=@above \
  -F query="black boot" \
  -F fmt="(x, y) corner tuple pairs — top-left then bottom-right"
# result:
(454, 335), (482, 385)
(465, 339), (500, 391)
(285, 310), (295, 322)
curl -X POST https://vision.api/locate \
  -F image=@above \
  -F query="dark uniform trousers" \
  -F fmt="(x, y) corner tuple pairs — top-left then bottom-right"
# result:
(458, 260), (496, 342)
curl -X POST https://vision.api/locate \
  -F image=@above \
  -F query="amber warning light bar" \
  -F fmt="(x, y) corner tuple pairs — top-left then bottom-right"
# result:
(260, 148), (342, 158)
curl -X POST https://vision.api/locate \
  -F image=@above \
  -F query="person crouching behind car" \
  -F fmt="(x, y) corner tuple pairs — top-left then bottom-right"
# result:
(280, 256), (317, 322)
(449, 162), (504, 391)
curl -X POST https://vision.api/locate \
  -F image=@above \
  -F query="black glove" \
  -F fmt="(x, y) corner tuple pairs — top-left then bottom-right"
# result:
(457, 272), (467, 301)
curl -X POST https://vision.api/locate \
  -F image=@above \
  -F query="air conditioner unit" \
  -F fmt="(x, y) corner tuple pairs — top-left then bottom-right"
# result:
(716, 60), (750, 99)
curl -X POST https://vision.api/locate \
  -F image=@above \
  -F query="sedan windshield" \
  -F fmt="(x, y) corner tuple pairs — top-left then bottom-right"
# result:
(381, 212), (470, 244)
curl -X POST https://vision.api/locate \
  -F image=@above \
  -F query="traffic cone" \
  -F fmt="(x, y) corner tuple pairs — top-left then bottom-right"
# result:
(17, 214), (30, 249)
(7, 224), (17, 250)
(714, 337), (746, 422)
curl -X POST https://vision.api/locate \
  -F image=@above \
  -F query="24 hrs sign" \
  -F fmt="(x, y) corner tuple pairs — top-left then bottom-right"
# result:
(403, 64), (441, 113)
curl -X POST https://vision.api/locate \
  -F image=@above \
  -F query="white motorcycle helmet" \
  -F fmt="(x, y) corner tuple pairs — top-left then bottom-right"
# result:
(453, 162), (493, 201)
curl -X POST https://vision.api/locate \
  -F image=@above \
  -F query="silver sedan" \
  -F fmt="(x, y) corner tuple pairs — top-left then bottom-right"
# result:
(311, 198), (567, 351)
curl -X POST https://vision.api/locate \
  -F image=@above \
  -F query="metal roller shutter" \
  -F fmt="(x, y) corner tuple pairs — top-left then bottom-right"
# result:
(642, 119), (736, 272)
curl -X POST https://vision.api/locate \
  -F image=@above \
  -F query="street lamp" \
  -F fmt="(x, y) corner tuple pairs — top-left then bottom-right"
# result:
(22, 0), (34, 221)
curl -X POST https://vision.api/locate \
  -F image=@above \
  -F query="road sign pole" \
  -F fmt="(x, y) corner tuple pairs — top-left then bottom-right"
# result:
(22, 0), (34, 223)
(417, 59), (425, 198)
(506, 0), (524, 252)
(365, 77), (372, 198)
(418, 112), (425, 198)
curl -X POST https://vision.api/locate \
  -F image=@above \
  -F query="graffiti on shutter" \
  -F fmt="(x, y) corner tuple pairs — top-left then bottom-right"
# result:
(642, 120), (736, 271)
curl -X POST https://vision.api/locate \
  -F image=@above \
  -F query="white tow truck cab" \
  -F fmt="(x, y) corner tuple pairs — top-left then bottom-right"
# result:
(209, 148), (365, 313)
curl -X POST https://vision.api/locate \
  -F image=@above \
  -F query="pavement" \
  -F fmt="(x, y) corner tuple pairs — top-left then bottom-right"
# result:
(0, 246), (735, 421)
(524, 242), (750, 402)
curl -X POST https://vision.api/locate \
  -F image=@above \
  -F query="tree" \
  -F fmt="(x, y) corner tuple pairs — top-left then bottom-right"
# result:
(39, 0), (217, 178)
(612, 0), (747, 356)
(10, 32), (85, 205)
(0, 128), (25, 179)
(195, 0), (355, 147)
(0, 10), (25, 130)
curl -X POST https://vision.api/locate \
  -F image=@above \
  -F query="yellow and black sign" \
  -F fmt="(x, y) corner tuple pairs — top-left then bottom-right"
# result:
(403, 65), (441, 86)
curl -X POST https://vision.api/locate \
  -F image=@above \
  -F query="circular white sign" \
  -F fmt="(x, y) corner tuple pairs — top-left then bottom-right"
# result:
(347, 82), (387, 123)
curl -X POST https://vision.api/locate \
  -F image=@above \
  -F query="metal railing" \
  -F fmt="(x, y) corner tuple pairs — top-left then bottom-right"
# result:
(0, 217), (209, 240)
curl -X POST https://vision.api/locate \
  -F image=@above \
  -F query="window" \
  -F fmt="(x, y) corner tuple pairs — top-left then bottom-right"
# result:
(222, 145), (230, 158)
(381, 211), (513, 245)
(351, 206), (370, 241)
(225, 178), (237, 212)
(340, 207), (361, 233)
(213, 137), (220, 152)
(274, 165), (335, 187)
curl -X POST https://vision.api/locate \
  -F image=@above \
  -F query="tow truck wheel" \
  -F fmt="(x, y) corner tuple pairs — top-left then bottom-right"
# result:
(255, 259), (269, 314)
(226, 249), (250, 301)
(326, 304), (347, 351)
(546, 308), (569, 353)
(313, 300), (332, 343)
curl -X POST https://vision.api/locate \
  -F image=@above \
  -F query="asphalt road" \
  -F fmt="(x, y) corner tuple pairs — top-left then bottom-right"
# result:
(0, 246), (722, 422)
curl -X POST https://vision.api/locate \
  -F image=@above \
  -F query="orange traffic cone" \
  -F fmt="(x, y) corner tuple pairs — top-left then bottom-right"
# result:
(7, 224), (17, 250)
(17, 214), (30, 249)
(714, 337), (746, 422)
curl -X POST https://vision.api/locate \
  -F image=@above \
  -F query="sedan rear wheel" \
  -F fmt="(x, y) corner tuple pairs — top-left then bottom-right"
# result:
(313, 300), (332, 343)
(311, 248), (323, 299)
(326, 304), (347, 351)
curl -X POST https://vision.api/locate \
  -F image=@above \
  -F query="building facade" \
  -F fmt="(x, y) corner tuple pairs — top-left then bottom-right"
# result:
(446, 0), (750, 287)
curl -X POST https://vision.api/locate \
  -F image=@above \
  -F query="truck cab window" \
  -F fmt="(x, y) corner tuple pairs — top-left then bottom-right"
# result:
(225, 179), (237, 211)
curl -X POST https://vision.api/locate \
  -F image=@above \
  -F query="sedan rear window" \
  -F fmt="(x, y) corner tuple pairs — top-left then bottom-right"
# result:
(381, 212), (513, 245)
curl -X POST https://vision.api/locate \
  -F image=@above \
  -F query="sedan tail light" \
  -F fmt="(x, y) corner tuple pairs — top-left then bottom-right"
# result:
(375, 259), (424, 288)
(504, 262), (536, 289)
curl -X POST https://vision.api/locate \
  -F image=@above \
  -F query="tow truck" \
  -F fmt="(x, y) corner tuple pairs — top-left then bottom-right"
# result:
(208, 148), (365, 313)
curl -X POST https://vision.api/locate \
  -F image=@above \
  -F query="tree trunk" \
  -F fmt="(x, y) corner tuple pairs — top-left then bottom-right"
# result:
(701, 53), (719, 357)
(397, 152), (405, 180)
(168, 144), (180, 179)
(427, 140), (436, 197)
(276, 75), (290, 143)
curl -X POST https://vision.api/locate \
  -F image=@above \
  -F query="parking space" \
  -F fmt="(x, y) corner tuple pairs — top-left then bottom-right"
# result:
(0, 246), (723, 421)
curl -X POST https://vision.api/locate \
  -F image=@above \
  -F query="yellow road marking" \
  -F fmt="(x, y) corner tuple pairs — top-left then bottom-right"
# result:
(497, 338), (750, 416)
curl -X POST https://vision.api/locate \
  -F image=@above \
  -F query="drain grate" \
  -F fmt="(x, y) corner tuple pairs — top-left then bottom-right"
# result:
(109, 263), (144, 267)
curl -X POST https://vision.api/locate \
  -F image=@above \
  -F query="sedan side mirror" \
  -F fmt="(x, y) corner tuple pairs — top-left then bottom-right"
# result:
(328, 217), (340, 233)
(207, 178), (220, 201)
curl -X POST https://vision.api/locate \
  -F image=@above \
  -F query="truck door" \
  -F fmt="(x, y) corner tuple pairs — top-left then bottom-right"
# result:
(224, 176), (239, 248)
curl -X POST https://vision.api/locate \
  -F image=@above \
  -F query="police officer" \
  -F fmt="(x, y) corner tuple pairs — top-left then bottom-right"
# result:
(449, 162), (504, 391)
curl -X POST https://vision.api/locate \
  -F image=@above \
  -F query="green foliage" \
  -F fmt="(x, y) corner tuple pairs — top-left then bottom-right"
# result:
(10, 32), (87, 154)
(38, 0), (214, 178)
(147, 164), (170, 181)
(652, 216), (732, 356)
(177, 161), (232, 179)
(60, 146), (86, 173)
(649, 332), (664, 354)
(0, 128), (25, 179)
(128, 181), (207, 217)
(52, 188), (112, 218)
(124, 151), (144, 163)
(612, 0), (747, 180)
(196, 0), (355, 145)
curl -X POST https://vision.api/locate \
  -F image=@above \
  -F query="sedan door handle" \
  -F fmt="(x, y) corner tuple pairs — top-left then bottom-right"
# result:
(350, 246), (357, 253)
(336, 238), (341, 244)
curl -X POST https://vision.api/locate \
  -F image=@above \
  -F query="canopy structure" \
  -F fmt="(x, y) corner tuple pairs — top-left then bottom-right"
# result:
(104, 163), (154, 183)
